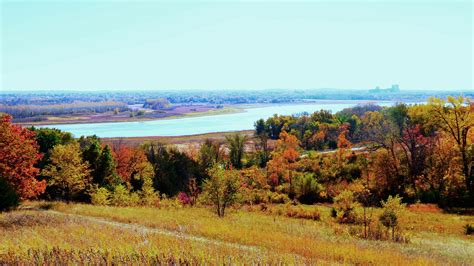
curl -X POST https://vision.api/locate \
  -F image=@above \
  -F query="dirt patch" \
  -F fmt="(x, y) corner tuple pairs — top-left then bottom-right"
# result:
(407, 203), (443, 213)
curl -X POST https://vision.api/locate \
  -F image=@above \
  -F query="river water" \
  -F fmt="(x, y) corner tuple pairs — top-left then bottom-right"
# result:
(39, 101), (397, 138)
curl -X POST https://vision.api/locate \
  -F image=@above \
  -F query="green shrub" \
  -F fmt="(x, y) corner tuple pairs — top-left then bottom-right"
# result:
(293, 173), (323, 204)
(0, 177), (19, 212)
(90, 187), (111, 206)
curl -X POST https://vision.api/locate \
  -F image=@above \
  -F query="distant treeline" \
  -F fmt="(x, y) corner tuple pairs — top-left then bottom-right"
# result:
(0, 101), (128, 118)
(2, 89), (472, 107)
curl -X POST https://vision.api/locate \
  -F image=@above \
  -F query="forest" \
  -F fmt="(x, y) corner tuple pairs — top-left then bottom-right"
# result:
(0, 96), (473, 264)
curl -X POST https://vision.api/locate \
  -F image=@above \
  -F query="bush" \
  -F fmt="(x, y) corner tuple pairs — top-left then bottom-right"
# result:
(90, 187), (111, 206)
(293, 173), (323, 204)
(379, 195), (406, 241)
(177, 192), (191, 205)
(285, 205), (321, 220)
(333, 190), (359, 223)
(268, 191), (291, 204)
(110, 184), (131, 206)
(465, 224), (474, 235)
(139, 176), (160, 207)
(0, 177), (19, 212)
(129, 192), (141, 206)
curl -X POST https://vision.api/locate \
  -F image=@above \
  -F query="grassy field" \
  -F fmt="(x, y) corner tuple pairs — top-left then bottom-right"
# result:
(101, 130), (255, 147)
(1, 202), (472, 264)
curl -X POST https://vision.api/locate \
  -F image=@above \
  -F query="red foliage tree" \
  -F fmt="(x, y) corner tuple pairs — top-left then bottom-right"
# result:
(112, 144), (150, 185)
(0, 114), (45, 199)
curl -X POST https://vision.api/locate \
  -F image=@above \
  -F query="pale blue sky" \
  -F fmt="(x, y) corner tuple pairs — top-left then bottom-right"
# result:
(1, 0), (472, 91)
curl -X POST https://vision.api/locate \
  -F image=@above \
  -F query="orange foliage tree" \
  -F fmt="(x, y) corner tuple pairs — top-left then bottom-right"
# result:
(267, 131), (300, 187)
(112, 144), (153, 189)
(0, 114), (45, 199)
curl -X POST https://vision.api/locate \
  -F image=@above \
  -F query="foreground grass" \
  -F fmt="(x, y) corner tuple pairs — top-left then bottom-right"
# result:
(1, 202), (473, 265)
(0, 210), (301, 264)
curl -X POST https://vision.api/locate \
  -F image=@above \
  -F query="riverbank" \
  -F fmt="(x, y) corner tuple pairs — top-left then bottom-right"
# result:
(18, 105), (243, 127)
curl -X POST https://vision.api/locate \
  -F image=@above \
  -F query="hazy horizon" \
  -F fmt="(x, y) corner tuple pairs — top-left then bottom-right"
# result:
(2, 1), (473, 92)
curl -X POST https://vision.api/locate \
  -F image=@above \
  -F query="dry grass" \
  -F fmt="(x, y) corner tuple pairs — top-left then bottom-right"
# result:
(1, 202), (473, 265)
(101, 130), (254, 147)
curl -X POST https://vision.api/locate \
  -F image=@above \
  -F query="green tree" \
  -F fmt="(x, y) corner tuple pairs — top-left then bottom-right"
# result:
(80, 136), (102, 182)
(254, 118), (268, 136)
(226, 133), (247, 169)
(199, 139), (223, 169)
(41, 143), (91, 201)
(96, 145), (118, 187)
(203, 165), (240, 217)
(145, 143), (204, 196)
(292, 173), (323, 204)
(0, 176), (19, 212)
(31, 127), (73, 155)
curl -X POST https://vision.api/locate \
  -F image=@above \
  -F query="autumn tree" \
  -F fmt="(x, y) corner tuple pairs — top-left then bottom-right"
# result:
(267, 131), (300, 187)
(336, 123), (352, 165)
(358, 111), (393, 148)
(398, 124), (432, 198)
(429, 96), (474, 197)
(112, 144), (154, 190)
(426, 133), (465, 204)
(0, 114), (45, 199)
(41, 143), (91, 201)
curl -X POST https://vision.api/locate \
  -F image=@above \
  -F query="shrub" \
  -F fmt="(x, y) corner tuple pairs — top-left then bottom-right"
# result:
(268, 191), (291, 204)
(129, 192), (141, 206)
(110, 184), (131, 206)
(139, 176), (160, 207)
(333, 190), (359, 223)
(90, 187), (111, 206)
(379, 195), (406, 241)
(465, 224), (474, 235)
(0, 177), (19, 212)
(177, 192), (191, 205)
(293, 173), (323, 204)
(285, 205), (321, 220)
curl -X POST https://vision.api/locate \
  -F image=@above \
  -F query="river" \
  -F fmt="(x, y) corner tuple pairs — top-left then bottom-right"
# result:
(39, 101), (397, 138)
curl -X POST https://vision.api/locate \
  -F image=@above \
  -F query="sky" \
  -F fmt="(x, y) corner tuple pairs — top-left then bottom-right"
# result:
(1, 0), (472, 91)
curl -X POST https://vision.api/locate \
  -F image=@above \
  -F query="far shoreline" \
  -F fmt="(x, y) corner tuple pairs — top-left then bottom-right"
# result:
(18, 100), (399, 127)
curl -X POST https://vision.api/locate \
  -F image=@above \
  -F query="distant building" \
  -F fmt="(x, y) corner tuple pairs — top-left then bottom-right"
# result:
(369, 84), (400, 94)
